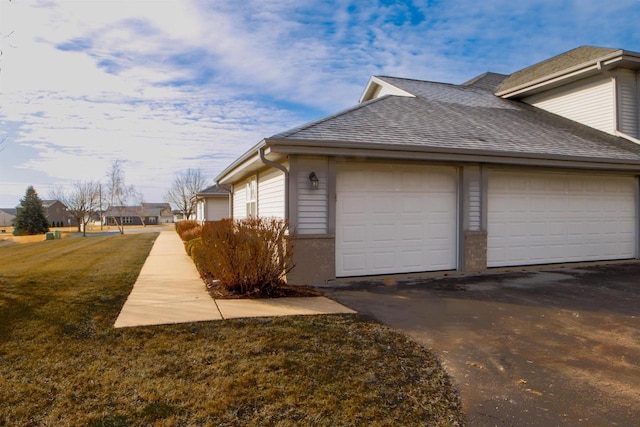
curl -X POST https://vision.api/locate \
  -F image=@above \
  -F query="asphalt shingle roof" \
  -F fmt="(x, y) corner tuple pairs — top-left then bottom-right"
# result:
(497, 46), (620, 93)
(271, 76), (640, 163)
(197, 185), (228, 196)
(463, 72), (509, 92)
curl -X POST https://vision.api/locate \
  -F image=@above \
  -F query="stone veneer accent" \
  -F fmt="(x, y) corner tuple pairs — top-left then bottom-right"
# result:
(286, 235), (336, 285)
(463, 230), (487, 272)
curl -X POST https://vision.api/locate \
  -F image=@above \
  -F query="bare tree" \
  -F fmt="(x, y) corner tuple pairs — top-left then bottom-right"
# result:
(133, 191), (146, 227)
(106, 160), (137, 234)
(51, 181), (100, 237)
(165, 169), (207, 220)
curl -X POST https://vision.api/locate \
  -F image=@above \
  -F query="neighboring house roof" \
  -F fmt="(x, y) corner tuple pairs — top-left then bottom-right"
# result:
(0, 208), (17, 216)
(268, 76), (640, 163)
(197, 184), (228, 198)
(141, 202), (171, 209)
(41, 200), (65, 209)
(105, 204), (169, 217)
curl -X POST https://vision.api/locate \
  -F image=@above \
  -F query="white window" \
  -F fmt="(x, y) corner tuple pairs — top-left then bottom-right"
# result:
(246, 176), (257, 217)
(123, 216), (133, 224)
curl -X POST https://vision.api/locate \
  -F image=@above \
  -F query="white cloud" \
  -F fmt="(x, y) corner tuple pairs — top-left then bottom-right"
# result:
(1, 0), (639, 207)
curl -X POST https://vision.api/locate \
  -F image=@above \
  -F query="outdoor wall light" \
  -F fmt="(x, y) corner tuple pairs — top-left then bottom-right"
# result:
(308, 171), (320, 190)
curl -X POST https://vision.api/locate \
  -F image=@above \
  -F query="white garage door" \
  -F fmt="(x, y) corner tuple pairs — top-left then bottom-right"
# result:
(488, 171), (637, 267)
(336, 163), (458, 277)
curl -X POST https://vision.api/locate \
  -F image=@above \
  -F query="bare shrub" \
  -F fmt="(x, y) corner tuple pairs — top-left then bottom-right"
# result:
(195, 218), (294, 296)
(181, 226), (202, 243)
(175, 220), (200, 241)
(185, 237), (202, 257)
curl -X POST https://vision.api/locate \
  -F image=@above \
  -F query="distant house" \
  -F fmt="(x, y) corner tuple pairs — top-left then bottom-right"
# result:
(35, 200), (75, 227)
(0, 208), (16, 230)
(173, 210), (186, 222)
(141, 202), (174, 224)
(195, 185), (230, 223)
(104, 203), (172, 226)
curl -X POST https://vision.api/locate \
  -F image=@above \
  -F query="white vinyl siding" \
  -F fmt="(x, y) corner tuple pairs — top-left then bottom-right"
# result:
(258, 168), (285, 218)
(297, 157), (329, 234)
(232, 178), (248, 220)
(523, 74), (615, 135)
(617, 69), (639, 138)
(205, 198), (229, 221)
(468, 173), (481, 231)
(336, 163), (458, 277)
(488, 171), (636, 267)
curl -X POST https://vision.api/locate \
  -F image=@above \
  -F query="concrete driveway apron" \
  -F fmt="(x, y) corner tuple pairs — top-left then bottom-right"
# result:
(322, 263), (640, 426)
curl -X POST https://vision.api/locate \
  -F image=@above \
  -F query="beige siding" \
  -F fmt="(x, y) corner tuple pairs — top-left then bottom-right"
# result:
(206, 198), (229, 221)
(0, 211), (15, 227)
(258, 168), (285, 218)
(232, 178), (248, 220)
(523, 74), (615, 135)
(296, 157), (329, 234)
(617, 69), (639, 138)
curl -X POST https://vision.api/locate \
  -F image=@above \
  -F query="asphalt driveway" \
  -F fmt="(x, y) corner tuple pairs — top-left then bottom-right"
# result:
(321, 262), (640, 426)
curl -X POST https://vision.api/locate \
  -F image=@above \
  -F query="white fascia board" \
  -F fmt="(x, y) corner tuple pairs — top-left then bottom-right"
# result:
(358, 76), (416, 103)
(215, 141), (265, 185)
(216, 144), (286, 185)
(497, 51), (626, 99)
(267, 139), (640, 171)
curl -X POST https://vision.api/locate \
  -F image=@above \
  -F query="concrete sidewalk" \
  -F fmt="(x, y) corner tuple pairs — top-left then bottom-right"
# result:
(114, 230), (355, 328)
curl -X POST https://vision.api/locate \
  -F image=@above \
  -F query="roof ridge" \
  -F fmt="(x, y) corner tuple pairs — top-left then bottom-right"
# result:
(375, 75), (459, 87)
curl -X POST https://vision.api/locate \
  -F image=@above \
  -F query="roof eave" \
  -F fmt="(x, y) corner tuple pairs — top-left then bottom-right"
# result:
(215, 141), (287, 185)
(215, 140), (266, 185)
(496, 50), (632, 98)
(266, 138), (640, 171)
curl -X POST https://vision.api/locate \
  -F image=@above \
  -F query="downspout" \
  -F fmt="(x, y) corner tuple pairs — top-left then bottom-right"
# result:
(258, 146), (289, 220)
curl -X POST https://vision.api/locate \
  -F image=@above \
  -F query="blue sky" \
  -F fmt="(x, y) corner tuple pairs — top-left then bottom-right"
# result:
(1, 0), (639, 207)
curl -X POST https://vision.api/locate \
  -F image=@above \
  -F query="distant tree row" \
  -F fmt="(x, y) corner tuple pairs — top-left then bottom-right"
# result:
(14, 163), (209, 236)
(15, 160), (139, 236)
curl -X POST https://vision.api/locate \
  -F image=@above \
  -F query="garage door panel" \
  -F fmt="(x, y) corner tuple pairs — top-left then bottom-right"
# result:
(488, 172), (636, 267)
(336, 163), (457, 276)
(342, 225), (366, 244)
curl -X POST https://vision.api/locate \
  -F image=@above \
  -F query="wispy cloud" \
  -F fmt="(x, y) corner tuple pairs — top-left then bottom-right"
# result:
(0, 0), (639, 206)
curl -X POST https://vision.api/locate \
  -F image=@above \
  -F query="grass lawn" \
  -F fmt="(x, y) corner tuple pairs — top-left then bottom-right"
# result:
(0, 234), (464, 426)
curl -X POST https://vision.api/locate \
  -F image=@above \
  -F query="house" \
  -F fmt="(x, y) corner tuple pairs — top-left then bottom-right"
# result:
(0, 208), (16, 231)
(104, 203), (172, 226)
(41, 200), (75, 227)
(216, 46), (640, 284)
(172, 210), (186, 222)
(195, 185), (230, 223)
(141, 202), (174, 224)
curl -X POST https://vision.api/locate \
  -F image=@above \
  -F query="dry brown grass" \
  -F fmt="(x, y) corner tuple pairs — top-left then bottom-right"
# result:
(0, 234), (464, 426)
